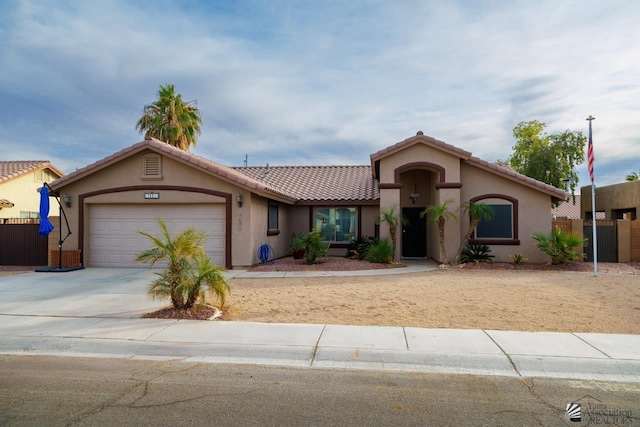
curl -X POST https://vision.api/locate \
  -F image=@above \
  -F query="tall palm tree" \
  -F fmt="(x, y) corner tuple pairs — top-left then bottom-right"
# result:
(136, 84), (203, 151)
(626, 171), (639, 181)
(455, 201), (495, 263)
(421, 200), (458, 264)
(136, 218), (229, 310)
(379, 204), (406, 260)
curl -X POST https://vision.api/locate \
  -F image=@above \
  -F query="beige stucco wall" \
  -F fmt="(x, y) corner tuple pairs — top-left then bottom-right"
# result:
(581, 181), (640, 220)
(53, 149), (263, 269)
(460, 163), (555, 262)
(377, 143), (462, 262)
(0, 168), (61, 219)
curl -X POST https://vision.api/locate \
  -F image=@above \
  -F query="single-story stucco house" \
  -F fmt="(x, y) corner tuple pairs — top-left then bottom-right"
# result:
(48, 132), (569, 268)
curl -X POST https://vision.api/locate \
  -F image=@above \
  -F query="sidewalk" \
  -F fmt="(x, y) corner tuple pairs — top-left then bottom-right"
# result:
(0, 267), (639, 382)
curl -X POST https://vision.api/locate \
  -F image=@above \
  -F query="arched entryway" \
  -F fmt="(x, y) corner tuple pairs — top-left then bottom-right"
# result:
(398, 168), (437, 258)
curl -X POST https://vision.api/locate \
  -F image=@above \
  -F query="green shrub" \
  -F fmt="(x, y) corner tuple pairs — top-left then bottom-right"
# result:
(303, 229), (328, 264)
(531, 227), (587, 264)
(460, 244), (494, 264)
(364, 238), (394, 264)
(346, 236), (379, 260)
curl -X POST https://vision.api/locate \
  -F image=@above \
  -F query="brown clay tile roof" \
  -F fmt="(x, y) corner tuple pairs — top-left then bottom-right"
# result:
(552, 195), (582, 219)
(234, 165), (379, 202)
(0, 161), (64, 183)
(371, 132), (569, 202)
(467, 156), (569, 201)
(370, 131), (472, 163)
(49, 139), (295, 202)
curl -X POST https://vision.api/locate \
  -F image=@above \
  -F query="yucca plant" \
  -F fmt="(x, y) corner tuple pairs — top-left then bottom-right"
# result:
(508, 253), (528, 265)
(460, 244), (494, 264)
(347, 236), (378, 260)
(531, 227), (587, 265)
(136, 218), (229, 310)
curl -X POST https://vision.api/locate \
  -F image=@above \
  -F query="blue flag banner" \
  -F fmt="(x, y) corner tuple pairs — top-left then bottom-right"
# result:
(38, 185), (55, 236)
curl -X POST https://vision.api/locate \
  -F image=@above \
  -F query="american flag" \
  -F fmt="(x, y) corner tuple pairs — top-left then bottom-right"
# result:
(587, 121), (595, 183)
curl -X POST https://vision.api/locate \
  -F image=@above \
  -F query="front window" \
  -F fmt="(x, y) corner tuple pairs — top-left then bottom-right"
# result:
(476, 204), (513, 239)
(314, 207), (356, 242)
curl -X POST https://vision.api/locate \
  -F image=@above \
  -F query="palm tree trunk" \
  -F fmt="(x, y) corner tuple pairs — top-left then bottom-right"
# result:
(438, 218), (449, 264)
(455, 216), (480, 263)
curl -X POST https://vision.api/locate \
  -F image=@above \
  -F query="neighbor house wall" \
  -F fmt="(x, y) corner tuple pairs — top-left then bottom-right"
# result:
(0, 168), (61, 219)
(581, 181), (640, 220)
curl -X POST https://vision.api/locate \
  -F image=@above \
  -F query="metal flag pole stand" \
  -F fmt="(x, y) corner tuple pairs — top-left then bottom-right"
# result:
(587, 115), (597, 277)
(35, 182), (84, 273)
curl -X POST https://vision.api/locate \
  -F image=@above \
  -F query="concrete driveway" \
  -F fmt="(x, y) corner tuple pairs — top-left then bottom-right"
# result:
(0, 268), (165, 318)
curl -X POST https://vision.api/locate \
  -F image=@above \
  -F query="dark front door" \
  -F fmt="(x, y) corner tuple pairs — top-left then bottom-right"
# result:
(402, 208), (426, 258)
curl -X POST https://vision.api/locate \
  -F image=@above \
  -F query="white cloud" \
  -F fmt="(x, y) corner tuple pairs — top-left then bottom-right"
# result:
(0, 0), (638, 185)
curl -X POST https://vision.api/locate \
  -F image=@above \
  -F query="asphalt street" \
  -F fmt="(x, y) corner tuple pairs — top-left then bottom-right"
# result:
(1, 355), (639, 426)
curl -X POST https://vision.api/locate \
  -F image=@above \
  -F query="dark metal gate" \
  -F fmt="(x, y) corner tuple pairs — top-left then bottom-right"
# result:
(583, 221), (617, 262)
(0, 221), (48, 266)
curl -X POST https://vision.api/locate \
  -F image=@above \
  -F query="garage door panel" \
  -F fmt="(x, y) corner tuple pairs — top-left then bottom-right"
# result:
(90, 204), (226, 267)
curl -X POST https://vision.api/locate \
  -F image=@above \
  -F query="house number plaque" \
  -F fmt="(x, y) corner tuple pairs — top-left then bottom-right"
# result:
(144, 192), (160, 199)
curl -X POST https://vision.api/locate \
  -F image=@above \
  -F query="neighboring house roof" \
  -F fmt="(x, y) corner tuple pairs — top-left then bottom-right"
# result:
(552, 195), (582, 219)
(234, 165), (379, 202)
(49, 139), (296, 202)
(0, 199), (14, 208)
(371, 132), (569, 202)
(0, 160), (64, 184)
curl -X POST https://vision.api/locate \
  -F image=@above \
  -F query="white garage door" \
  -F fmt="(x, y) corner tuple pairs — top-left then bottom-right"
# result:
(89, 204), (225, 267)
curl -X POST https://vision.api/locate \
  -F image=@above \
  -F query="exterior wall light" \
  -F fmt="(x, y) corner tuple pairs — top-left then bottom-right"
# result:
(236, 192), (243, 207)
(63, 194), (71, 208)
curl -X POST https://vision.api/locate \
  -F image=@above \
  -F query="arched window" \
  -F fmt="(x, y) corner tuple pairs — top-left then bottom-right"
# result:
(470, 194), (520, 245)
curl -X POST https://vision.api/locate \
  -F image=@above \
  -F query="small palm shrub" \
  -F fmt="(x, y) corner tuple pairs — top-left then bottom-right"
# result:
(508, 253), (528, 265)
(346, 236), (379, 260)
(303, 229), (329, 264)
(531, 227), (587, 264)
(364, 238), (394, 264)
(460, 244), (494, 264)
(136, 218), (229, 310)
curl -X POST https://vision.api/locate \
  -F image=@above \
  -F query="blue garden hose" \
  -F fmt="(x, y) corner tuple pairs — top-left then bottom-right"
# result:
(257, 243), (275, 264)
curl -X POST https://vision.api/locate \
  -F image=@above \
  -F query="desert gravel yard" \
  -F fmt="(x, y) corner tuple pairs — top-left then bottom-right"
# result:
(224, 259), (640, 334)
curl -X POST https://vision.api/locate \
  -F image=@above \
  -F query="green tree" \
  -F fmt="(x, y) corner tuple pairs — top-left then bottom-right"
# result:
(379, 204), (406, 260)
(421, 200), (458, 264)
(508, 120), (585, 195)
(136, 218), (229, 310)
(136, 84), (203, 150)
(455, 201), (495, 263)
(626, 171), (639, 181)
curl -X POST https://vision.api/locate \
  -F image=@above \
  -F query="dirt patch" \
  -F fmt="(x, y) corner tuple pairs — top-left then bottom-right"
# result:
(224, 259), (640, 334)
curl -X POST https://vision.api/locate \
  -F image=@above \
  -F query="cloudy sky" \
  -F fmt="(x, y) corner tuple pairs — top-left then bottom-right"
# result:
(1, 0), (638, 187)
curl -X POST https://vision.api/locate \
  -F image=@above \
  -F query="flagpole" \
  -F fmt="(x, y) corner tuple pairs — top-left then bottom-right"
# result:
(587, 115), (597, 277)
